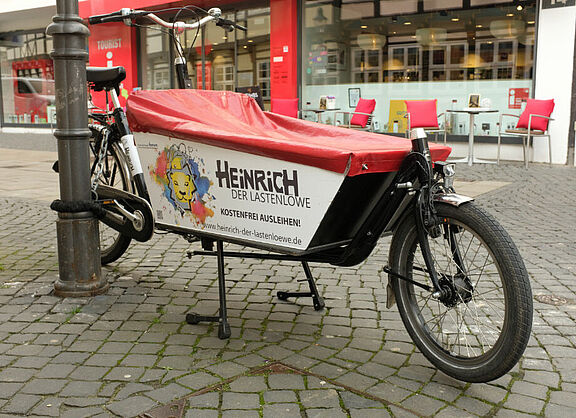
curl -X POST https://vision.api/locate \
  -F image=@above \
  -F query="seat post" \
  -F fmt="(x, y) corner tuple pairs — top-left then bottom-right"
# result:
(109, 88), (122, 110)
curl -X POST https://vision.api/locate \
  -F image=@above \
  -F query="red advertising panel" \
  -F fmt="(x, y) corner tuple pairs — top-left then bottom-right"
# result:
(87, 23), (138, 109)
(270, 0), (298, 99)
(508, 88), (530, 109)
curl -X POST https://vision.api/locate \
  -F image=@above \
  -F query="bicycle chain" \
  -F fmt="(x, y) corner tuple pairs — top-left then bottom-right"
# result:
(89, 123), (110, 194)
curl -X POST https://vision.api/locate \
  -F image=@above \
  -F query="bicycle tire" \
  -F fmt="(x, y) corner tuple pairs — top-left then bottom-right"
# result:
(389, 202), (532, 383)
(89, 137), (133, 264)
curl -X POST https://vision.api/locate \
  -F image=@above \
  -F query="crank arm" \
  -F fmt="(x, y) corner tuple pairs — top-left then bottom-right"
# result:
(383, 266), (432, 292)
(107, 199), (144, 231)
(96, 184), (155, 242)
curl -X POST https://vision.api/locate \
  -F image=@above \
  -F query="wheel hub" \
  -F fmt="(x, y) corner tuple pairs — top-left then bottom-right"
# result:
(437, 273), (474, 307)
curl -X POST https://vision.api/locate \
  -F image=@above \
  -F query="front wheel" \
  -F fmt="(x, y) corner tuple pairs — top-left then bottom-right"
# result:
(389, 202), (532, 383)
(90, 136), (133, 265)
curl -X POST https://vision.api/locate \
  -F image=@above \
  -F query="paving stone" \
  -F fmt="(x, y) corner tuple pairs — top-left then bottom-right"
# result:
(1, 393), (42, 414)
(510, 380), (548, 400)
(421, 382), (462, 403)
(60, 381), (102, 397)
(268, 373), (305, 390)
(0, 367), (37, 382)
(299, 389), (341, 408)
(106, 395), (158, 416)
(455, 395), (494, 416)
(98, 342), (134, 354)
(30, 397), (64, 417)
(544, 402), (575, 417)
(263, 390), (298, 404)
(99, 382), (122, 398)
(62, 397), (108, 407)
(140, 368), (167, 383)
(401, 393), (446, 416)
(113, 383), (154, 400)
(229, 375), (267, 393)
(69, 366), (109, 381)
(60, 406), (105, 418)
(262, 403), (302, 417)
(205, 362), (249, 379)
(221, 392), (261, 410)
(366, 382), (413, 403)
(85, 353), (124, 367)
(549, 390), (576, 407)
(0, 382), (23, 399)
(51, 352), (90, 365)
(434, 406), (475, 417)
(177, 371), (221, 390)
(11, 356), (51, 369)
(103, 366), (145, 381)
(144, 382), (190, 403)
(340, 391), (386, 409)
(221, 410), (260, 418)
(37, 363), (76, 379)
(189, 392), (220, 408)
(120, 354), (157, 367)
(504, 393), (545, 414)
(21, 378), (67, 395)
(335, 371), (378, 391)
(185, 409), (219, 418)
(305, 407), (348, 417)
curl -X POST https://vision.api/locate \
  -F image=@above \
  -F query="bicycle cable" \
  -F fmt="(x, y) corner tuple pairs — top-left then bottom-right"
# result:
(90, 125), (110, 193)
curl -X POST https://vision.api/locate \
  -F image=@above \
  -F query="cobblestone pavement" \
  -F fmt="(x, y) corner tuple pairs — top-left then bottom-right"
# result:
(0, 153), (575, 417)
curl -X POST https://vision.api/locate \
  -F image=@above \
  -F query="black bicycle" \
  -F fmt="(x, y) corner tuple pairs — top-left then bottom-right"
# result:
(85, 7), (533, 383)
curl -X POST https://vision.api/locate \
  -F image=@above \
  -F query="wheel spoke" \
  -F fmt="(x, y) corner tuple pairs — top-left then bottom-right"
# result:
(401, 212), (509, 360)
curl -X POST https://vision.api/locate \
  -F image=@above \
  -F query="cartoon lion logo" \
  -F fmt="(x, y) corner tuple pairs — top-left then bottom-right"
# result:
(151, 144), (214, 225)
(167, 153), (197, 212)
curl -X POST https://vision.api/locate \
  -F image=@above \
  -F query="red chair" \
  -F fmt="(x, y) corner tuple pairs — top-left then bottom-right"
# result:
(404, 99), (447, 143)
(271, 98), (300, 118)
(335, 98), (376, 131)
(497, 99), (554, 167)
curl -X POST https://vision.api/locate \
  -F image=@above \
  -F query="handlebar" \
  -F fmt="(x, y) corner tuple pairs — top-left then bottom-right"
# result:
(88, 10), (123, 25)
(88, 7), (247, 33)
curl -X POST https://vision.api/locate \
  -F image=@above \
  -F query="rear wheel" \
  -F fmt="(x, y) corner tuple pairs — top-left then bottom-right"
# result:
(389, 202), (532, 383)
(90, 135), (133, 264)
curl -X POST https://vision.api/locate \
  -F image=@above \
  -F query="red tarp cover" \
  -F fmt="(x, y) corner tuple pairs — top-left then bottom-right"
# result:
(127, 90), (451, 176)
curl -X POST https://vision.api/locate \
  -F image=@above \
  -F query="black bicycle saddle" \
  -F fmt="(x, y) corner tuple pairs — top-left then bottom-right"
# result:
(87, 66), (126, 91)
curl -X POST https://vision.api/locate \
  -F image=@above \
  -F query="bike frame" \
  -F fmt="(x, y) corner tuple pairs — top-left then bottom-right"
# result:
(87, 7), (471, 338)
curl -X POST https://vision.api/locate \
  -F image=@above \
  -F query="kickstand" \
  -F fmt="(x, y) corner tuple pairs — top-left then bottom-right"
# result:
(277, 261), (325, 311)
(186, 240), (231, 339)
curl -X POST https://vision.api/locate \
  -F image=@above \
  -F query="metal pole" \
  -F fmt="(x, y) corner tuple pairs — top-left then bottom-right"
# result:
(201, 26), (206, 90)
(47, 0), (108, 296)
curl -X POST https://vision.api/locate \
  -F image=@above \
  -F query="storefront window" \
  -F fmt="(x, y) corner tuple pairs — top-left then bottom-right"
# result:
(139, 6), (270, 105)
(0, 31), (55, 126)
(302, 0), (536, 136)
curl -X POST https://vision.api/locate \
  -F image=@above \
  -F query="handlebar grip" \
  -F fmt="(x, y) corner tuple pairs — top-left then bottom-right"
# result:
(216, 18), (247, 32)
(88, 10), (123, 24)
(100, 15), (128, 23)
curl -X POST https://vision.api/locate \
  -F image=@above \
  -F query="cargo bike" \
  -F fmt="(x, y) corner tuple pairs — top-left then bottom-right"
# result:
(82, 7), (533, 383)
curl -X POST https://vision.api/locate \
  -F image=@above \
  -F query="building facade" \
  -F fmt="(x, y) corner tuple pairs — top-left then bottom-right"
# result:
(0, 0), (574, 165)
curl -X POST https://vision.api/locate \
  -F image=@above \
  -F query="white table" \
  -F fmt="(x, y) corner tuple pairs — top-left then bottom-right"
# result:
(303, 108), (341, 123)
(447, 108), (498, 166)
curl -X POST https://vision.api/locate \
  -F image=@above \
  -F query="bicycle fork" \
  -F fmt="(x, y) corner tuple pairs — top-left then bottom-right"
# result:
(410, 128), (468, 300)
